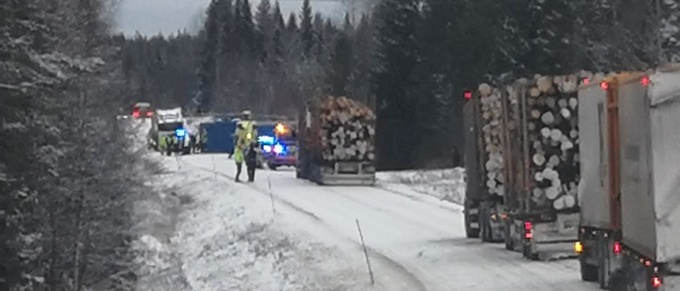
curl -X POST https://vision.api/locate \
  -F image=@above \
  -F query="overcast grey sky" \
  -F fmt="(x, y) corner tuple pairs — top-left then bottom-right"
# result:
(115, 0), (347, 36)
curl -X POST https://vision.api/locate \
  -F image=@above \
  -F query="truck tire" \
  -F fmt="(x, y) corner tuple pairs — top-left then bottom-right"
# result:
(580, 260), (598, 282)
(522, 243), (539, 261)
(597, 244), (615, 289)
(464, 201), (480, 238)
(504, 220), (514, 250)
(480, 204), (492, 242)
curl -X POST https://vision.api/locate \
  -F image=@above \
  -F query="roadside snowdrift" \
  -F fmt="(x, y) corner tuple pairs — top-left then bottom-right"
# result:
(377, 168), (466, 204)
(170, 160), (392, 291)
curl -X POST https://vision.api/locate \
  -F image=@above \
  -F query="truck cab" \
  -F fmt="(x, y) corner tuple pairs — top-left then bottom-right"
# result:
(147, 108), (190, 154)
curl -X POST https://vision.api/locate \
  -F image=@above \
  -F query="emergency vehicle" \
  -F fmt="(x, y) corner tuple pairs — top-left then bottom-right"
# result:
(259, 122), (297, 170)
(147, 107), (191, 155)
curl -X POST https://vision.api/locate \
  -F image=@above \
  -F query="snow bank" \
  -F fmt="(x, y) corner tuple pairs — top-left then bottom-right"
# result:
(170, 166), (385, 291)
(377, 168), (466, 204)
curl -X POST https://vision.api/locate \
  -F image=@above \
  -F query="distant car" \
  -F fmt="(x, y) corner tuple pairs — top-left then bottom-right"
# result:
(132, 102), (153, 119)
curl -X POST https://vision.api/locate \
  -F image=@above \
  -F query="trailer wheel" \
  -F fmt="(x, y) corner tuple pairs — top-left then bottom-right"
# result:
(464, 201), (480, 238)
(480, 204), (492, 242)
(580, 260), (598, 282)
(504, 220), (514, 250)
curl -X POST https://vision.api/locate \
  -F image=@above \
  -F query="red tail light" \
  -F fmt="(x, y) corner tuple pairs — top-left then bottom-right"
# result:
(464, 90), (472, 100)
(613, 241), (621, 254)
(652, 275), (662, 289)
(600, 82), (609, 91)
(146, 111), (153, 117)
(641, 76), (650, 86)
(582, 78), (590, 85)
(132, 111), (140, 118)
(524, 221), (533, 239)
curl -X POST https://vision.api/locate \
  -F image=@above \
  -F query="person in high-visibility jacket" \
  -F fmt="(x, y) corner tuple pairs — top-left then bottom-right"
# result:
(233, 110), (258, 182)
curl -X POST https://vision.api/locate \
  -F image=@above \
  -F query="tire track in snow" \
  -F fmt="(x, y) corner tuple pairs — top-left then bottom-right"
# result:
(180, 158), (429, 291)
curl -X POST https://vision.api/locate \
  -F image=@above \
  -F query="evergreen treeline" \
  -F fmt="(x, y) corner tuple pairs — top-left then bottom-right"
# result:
(118, 0), (680, 170)
(2, 0), (145, 290)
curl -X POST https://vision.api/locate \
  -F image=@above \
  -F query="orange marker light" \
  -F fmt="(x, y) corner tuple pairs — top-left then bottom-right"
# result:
(275, 124), (286, 133)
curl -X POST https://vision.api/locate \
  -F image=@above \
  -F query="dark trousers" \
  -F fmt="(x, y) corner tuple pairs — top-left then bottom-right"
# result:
(246, 158), (256, 182)
(246, 165), (255, 182)
(235, 163), (243, 181)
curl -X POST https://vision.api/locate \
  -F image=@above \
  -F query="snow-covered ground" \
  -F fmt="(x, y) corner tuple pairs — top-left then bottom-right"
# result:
(129, 120), (417, 290)
(180, 155), (600, 291)
(128, 121), (601, 291)
(376, 168), (466, 204)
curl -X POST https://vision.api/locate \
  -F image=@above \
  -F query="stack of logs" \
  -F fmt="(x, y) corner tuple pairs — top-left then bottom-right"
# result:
(478, 84), (506, 197)
(318, 96), (376, 162)
(478, 72), (602, 211)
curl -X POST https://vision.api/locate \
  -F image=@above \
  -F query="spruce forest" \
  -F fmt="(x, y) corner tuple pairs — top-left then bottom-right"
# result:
(121, 0), (679, 170)
(1, 0), (680, 289)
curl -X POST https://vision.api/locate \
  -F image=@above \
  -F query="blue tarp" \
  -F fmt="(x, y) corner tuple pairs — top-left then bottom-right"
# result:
(200, 121), (235, 153)
(200, 120), (278, 154)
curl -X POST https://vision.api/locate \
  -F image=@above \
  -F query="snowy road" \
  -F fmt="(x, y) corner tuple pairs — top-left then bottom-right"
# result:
(179, 154), (600, 291)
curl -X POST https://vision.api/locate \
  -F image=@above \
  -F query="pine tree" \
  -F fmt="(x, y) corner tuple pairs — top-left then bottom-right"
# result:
(328, 30), (353, 96)
(234, 0), (256, 55)
(196, 0), (222, 109)
(348, 14), (376, 105)
(286, 12), (298, 34)
(300, 0), (314, 57)
(372, 0), (421, 170)
(255, 0), (273, 61)
(271, 1), (285, 65)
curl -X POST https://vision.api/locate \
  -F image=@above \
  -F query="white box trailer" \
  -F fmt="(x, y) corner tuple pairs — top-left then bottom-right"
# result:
(576, 69), (680, 290)
(621, 69), (680, 264)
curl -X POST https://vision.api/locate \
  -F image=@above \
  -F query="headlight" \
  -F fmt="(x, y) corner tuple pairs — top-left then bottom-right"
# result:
(263, 145), (272, 152)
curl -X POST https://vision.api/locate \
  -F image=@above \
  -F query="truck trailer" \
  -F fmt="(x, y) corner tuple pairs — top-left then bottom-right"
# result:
(577, 69), (680, 290)
(463, 95), (505, 241)
(296, 96), (376, 185)
(500, 76), (581, 261)
(466, 74), (583, 259)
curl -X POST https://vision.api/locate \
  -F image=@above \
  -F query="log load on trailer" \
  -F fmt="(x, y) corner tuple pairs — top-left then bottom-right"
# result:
(469, 73), (584, 260)
(296, 96), (376, 185)
(463, 90), (505, 241)
(577, 68), (680, 290)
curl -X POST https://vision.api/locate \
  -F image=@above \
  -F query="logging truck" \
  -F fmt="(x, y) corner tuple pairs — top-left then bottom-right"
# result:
(465, 74), (583, 260)
(463, 94), (505, 241)
(296, 96), (376, 185)
(576, 69), (680, 290)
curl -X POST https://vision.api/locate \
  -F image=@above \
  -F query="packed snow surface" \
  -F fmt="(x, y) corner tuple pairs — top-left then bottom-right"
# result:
(179, 155), (599, 291)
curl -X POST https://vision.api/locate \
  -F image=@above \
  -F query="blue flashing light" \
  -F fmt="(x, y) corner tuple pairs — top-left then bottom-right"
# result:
(263, 145), (272, 153)
(175, 128), (186, 138)
(258, 135), (275, 145)
(273, 143), (285, 154)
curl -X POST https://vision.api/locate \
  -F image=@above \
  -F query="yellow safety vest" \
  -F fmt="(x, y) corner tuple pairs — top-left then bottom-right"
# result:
(236, 121), (257, 147)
